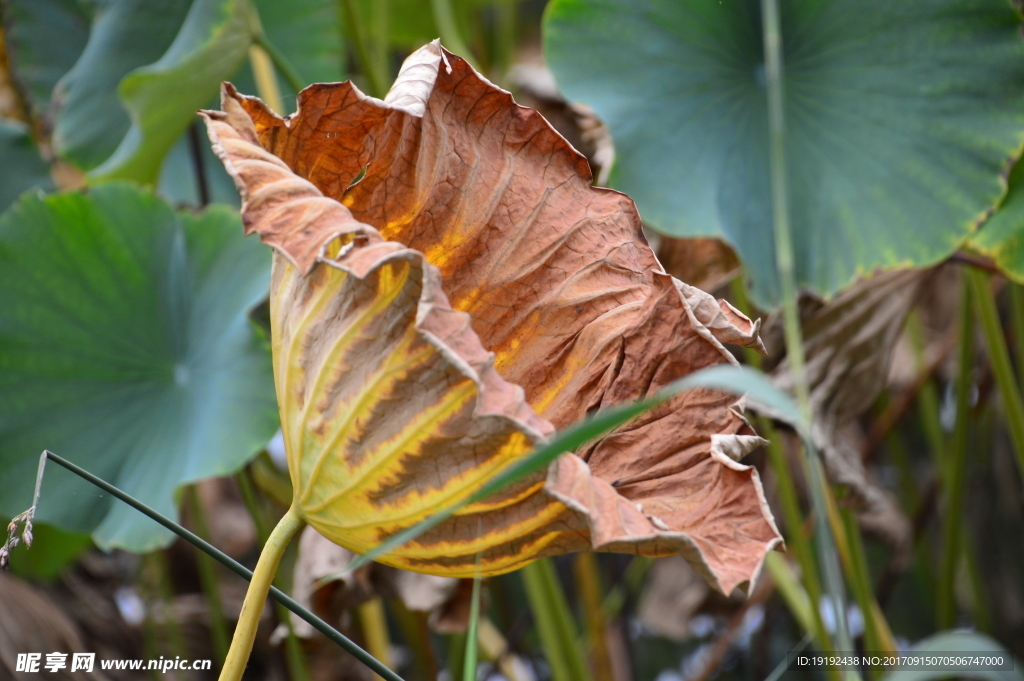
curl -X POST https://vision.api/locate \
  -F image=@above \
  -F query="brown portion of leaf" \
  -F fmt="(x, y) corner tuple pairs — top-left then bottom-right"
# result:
(203, 42), (780, 593)
(656, 236), (741, 294)
(773, 268), (935, 565)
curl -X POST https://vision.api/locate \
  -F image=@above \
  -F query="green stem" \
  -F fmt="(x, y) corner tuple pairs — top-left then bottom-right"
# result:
(760, 2), (862, 671)
(447, 633), (468, 681)
(248, 0), (306, 94)
(760, 0), (809, 420)
(463, 578), (482, 681)
(493, 0), (517, 81)
(573, 553), (614, 681)
(391, 601), (438, 681)
(141, 552), (189, 671)
(1009, 283), (1024, 387)
(236, 470), (311, 681)
(806, 450), (857, 671)
(431, 0), (476, 67)
(369, 0), (390, 94)
(340, 0), (389, 98)
(522, 559), (588, 681)
(40, 452), (404, 681)
(960, 524), (992, 633)
(358, 598), (393, 681)
(839, 508), (881, 669)
(186, 486), (231, 666)
(221, 508), (304, 681)
(358, 598), (393, 675)
(246, 5), (283, 113)
(255, 34), (307, 95)
(906, 311), (947, 466)
(937, 276), (974, 629)
(967, 267), (1024, 484)
(763, 553), (815, 636)
(760, 421), (836, 663)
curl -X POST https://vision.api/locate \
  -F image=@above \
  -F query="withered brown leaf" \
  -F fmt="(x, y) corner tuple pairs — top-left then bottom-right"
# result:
(202, 42), (780, 594)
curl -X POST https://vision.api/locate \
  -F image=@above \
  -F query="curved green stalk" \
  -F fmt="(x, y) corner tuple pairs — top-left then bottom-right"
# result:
(221, 508), (304, 681)
(463, 577), (483, 681)
(1009, 283), (1024, 386)
(760, 0), (858, 671)
(968, 267), (1024, 484)
(340, 0), (389, 98)
(522, 558), (588, 681)
(236, 469), (311, 681)
(760, 420), (837, 669)
(358, 598), (394, 681)
(937, 276), (974, 629)
(186, 486), (230, 665)
(38, 451), (403, 681)
(431, 0), (476, 67)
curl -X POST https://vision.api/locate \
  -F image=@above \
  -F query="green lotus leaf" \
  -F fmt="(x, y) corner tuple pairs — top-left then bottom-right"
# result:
(41, 0), (344, 186)
(88, 0), (252, 184)
(2, 521), (92, 580)
(972, 158), (1024, 283)
(51, 0), (192, 170)
(543, 0), (1024, 306)
(0, 182), (277, 552)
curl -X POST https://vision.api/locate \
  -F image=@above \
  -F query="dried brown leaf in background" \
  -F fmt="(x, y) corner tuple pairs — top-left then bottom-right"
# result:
(772, 268), (935, 563)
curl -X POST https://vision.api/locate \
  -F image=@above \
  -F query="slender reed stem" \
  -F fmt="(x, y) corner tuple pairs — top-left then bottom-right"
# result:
(937, 276), (974, 629)
(369, 0), (390, 95)
(574, 553), (614, 681)
(431, 0), (476, 67)
(760, 421), (836, 664)
(185, 486), (231, 665)
(358, 598), (394, 681)
(806, 450), (856, 671)
(763, 553), (815, 635)
(249, 44), (284, 114)
(390, 600), (438, 681)
(967, 267), (1024, 483)
(187, 123), (210, 208)
(252, 34), (306, 95)
(141, 552), (189, 667)
(838, 509), (879, 671)
(221, 508), (303, 681)
(760, 2), (864, 671)
(463, 578), (483, 681)
(493, 0), (517, 82)
(1009, 283), (1024, 386)
(236, 469), (311, 681)
(246, 3), (285, 113)
(447, 632), (467, 681)
(340, 0), (389, 98)
(522, 559), (588, 681)
(760, 0), (809, 420)
(906, 311), (947, 465)
(38, 452), (404, 681)
(960, 524), (992, 633)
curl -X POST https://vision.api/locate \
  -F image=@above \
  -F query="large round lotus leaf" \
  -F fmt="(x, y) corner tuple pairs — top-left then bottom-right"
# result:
(973, 159), (1024, 283)
(0, 182), (277, 552)
(544, 0), (1024, 306)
